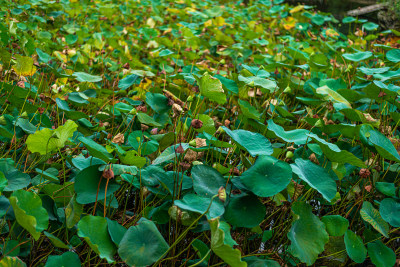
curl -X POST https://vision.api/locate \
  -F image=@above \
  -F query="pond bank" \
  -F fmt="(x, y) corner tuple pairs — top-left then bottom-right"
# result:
(285, 0), (400, 30)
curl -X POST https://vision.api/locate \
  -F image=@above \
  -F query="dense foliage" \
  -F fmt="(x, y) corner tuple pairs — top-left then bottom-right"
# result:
(0, 0), (399, 266)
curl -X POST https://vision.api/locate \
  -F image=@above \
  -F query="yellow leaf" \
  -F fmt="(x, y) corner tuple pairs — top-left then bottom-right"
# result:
(146, 17), (156, 28)
(290, 5), (304, 14)
(254, 24), (264, 33)
(124, 45), (132, 60)
(53, 51), (67, 63)
(139, 78), (152, 90)
(163, 28), (172, 35)
(283, 17), (297, 30)
(213, 17), (225, 27)
(248, 21), (257, 30)
(185, 7), (196, 13)
(13, 55), (36, 76)
(166, 8), (181, 14)
(57, 69), (73, 85)
(326, 28), (339, 38)
(204, 19), (212, 27)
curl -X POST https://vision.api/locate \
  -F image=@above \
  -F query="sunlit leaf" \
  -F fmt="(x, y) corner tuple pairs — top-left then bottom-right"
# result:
(360, 201), (389, 238)
(195, 72), (226, 105)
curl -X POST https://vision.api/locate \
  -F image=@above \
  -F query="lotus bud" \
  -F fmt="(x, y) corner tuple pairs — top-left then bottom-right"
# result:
(0, 116), (6, 125)
(286, 151), (294, 159)
(283, 86), (291, 93)
(189, 139), (197, 146)
(20, 111), (29, 119)
(129, 108), (137, 115)
(218, 186), (226, 202)
(150, 128), (158, 135)
(314, 119), (324, 128)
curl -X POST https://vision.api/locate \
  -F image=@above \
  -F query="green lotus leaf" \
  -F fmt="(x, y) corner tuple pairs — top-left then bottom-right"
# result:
(291, 159), (337, 201)
(238, 75), (277, 93)
(118, 74), (141, 90)
(118, 218), (169, 267)
(267, 119), (309, 145)
(238, 99), (261, 120)
(215, 74), (238, 94)
(74, 165), (120, 204)
(192, 165), (226, 198)
(243, 257), (280, 266)
(146, 92), (170, 113)
(0, 159), (30, 192)
(0, 171), (7, 193)
(106, 218), (127, 246)
(363, 22), (379, 31)
(344, 230), (366, 263)
(73, 72), (102, 83)
(36, 48), (51, 63)
(224, 194), (266, 228)
(195, 72), (226, 105)
(386, 49), (400, 63)
(367, 240), (396, 267)
(9, 190), (49, 240)
(379, 198), (400, 227)
(77, 215), (117, 263)
(316, 85), (351, 108)
(174, 194), (224, 219)
(321, 215), (349, 236)
(288, 201), (329, 266)
(209, 218), (247, 267)
(376, 182), (397, 197)
(78, 136), (116, 163)
(222, 126), (273, 157)
(45, 252), (81, 267)
(307, 133), (366, 168)
(152, 143), (189, 165)
(136, 113), (162, 127)
(219, 221), (238, 247)
(342, 16), (356, 23)
(240, 156), (292, 197)
(2, 240), (19, 257)
(343, 51), (373, 62)
(44, 231), (69, 249)
(65, 195), (83, 229)
(359, 125), (400, 162)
